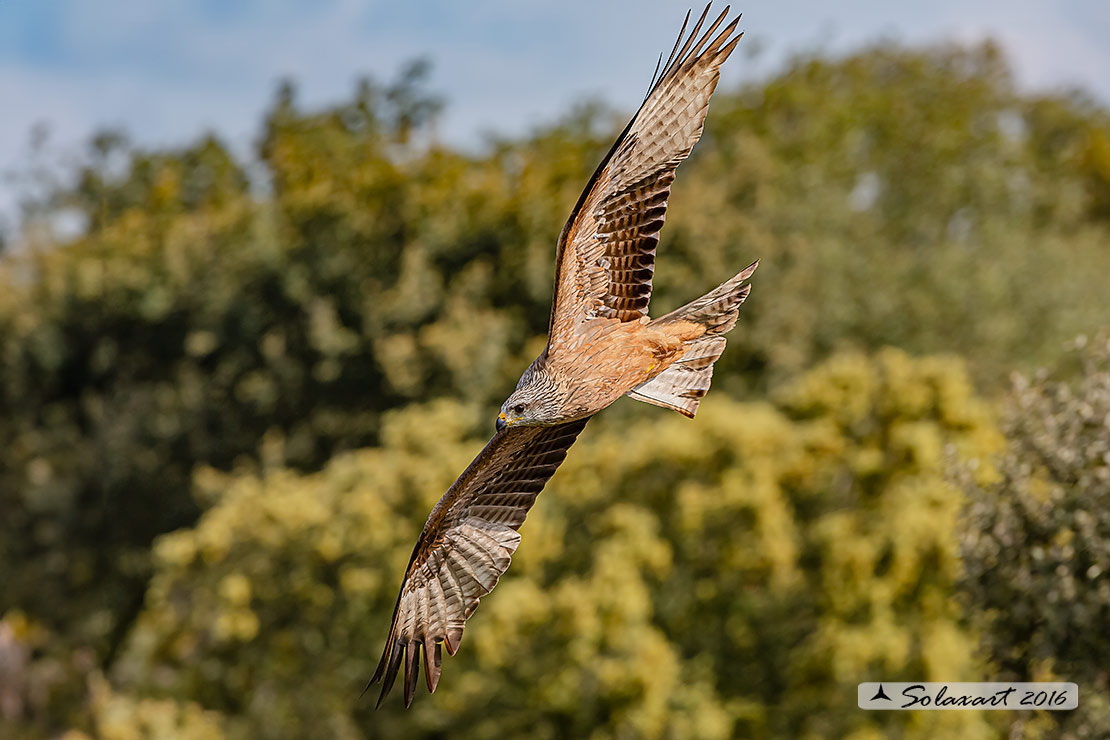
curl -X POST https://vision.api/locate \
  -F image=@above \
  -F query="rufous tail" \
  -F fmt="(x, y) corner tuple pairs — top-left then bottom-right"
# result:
(626, 260), (758, 418)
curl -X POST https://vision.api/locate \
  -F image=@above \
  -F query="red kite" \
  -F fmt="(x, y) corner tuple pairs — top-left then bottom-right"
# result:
(371, 4), (755, 707)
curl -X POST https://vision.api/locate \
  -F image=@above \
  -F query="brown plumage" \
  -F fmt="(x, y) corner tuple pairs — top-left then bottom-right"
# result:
(368, 419), (589, 707)
(370, 3), (757, 707)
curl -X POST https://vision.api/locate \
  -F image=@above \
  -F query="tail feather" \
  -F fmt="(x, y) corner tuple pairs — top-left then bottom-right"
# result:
(627, 260), (757, 418)
(653, 259), (757, 332)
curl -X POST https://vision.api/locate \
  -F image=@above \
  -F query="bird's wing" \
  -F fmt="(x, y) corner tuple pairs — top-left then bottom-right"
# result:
(369, 417), (590, 708)
(547, 4), (742, 346)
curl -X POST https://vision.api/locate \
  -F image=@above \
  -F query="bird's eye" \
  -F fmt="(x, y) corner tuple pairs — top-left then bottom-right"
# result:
(512, 403), (526, 415)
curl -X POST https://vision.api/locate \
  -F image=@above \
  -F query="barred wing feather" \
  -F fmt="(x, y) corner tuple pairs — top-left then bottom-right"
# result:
(368, 418), (590, 707)
(548, 4), (743, 345)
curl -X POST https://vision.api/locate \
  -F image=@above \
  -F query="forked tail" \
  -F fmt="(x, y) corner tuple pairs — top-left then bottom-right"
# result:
(626, 260), (758, 418)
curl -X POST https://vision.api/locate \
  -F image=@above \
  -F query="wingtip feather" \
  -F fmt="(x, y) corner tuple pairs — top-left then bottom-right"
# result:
(666, 4), (712, 79)
(403, 641), (420, 708)
(424, 639), (443, 693)
(738, 259), (758, 281)
(444, 627), (463, 656)
(687, 5), (731, 60)
(375, 638), (404, 709)
(660, 8), (692, 82)
(368, 421), (592, 708)
(719, 33), (743, 61)
(649, 4), (744, 97)
(706, 18), (742, 57)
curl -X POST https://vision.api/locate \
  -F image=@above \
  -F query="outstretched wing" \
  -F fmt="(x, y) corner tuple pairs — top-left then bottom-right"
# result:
(369, 418), (590, 708)
(548, 4), (742, 345)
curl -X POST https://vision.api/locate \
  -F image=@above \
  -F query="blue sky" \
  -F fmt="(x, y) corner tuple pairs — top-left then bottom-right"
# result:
(2, 1), (1108, 232)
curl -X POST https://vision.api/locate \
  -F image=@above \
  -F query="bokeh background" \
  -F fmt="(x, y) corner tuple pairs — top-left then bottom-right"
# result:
(2, 2), (1109, 739)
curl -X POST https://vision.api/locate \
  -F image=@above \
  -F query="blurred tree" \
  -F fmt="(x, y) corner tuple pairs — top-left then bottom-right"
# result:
(960, 334), (1110, 739)
(0, 129), (258, 670)
(0, 66), (465, 739)
(661, 42), (1110, 385)
(1, 39), (1109, 739)
(55, 673), (229, 740)
(103, 350), (1000, 740)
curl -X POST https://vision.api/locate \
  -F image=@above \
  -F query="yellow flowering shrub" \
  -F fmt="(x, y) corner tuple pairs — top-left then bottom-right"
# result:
(105, 350), (1001, 739)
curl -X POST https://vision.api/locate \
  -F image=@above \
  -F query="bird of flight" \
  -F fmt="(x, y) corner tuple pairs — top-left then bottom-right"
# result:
(370, 4), (755, 707)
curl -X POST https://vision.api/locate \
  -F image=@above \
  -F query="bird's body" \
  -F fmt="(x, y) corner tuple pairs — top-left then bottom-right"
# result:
(370, 4), (757, 707)
(520, 315), (704, 423)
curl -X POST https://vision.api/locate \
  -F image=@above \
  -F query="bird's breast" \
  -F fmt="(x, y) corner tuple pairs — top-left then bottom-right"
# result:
(545, 319), (689, 416)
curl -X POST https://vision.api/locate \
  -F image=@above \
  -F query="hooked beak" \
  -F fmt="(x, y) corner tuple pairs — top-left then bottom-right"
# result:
(496, 412), (507, 432)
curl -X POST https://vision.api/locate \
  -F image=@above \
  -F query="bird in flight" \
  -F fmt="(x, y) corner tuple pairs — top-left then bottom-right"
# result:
(370, 4), (755, 707)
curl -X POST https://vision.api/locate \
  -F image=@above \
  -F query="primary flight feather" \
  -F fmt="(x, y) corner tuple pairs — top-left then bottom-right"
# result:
(370, 4), (756, 707)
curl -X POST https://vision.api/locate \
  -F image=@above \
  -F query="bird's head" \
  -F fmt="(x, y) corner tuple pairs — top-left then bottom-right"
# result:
(497, 365), (562, 431)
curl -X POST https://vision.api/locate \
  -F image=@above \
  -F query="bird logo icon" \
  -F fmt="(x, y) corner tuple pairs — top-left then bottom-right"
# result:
(870, 684), (892, 702)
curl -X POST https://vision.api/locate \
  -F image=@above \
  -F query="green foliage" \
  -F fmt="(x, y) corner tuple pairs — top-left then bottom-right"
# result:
(59, 674), (229, 740)
(960, 334), (1110, 739)
(0, 68), (468, 679)
(662, 42), (1110, 384)
(1, 39), (1109, 739)
(96, 350), (997, 739)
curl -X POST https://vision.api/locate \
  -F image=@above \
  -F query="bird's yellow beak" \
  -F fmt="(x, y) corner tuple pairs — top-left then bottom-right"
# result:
(496, 411), (507, 432)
